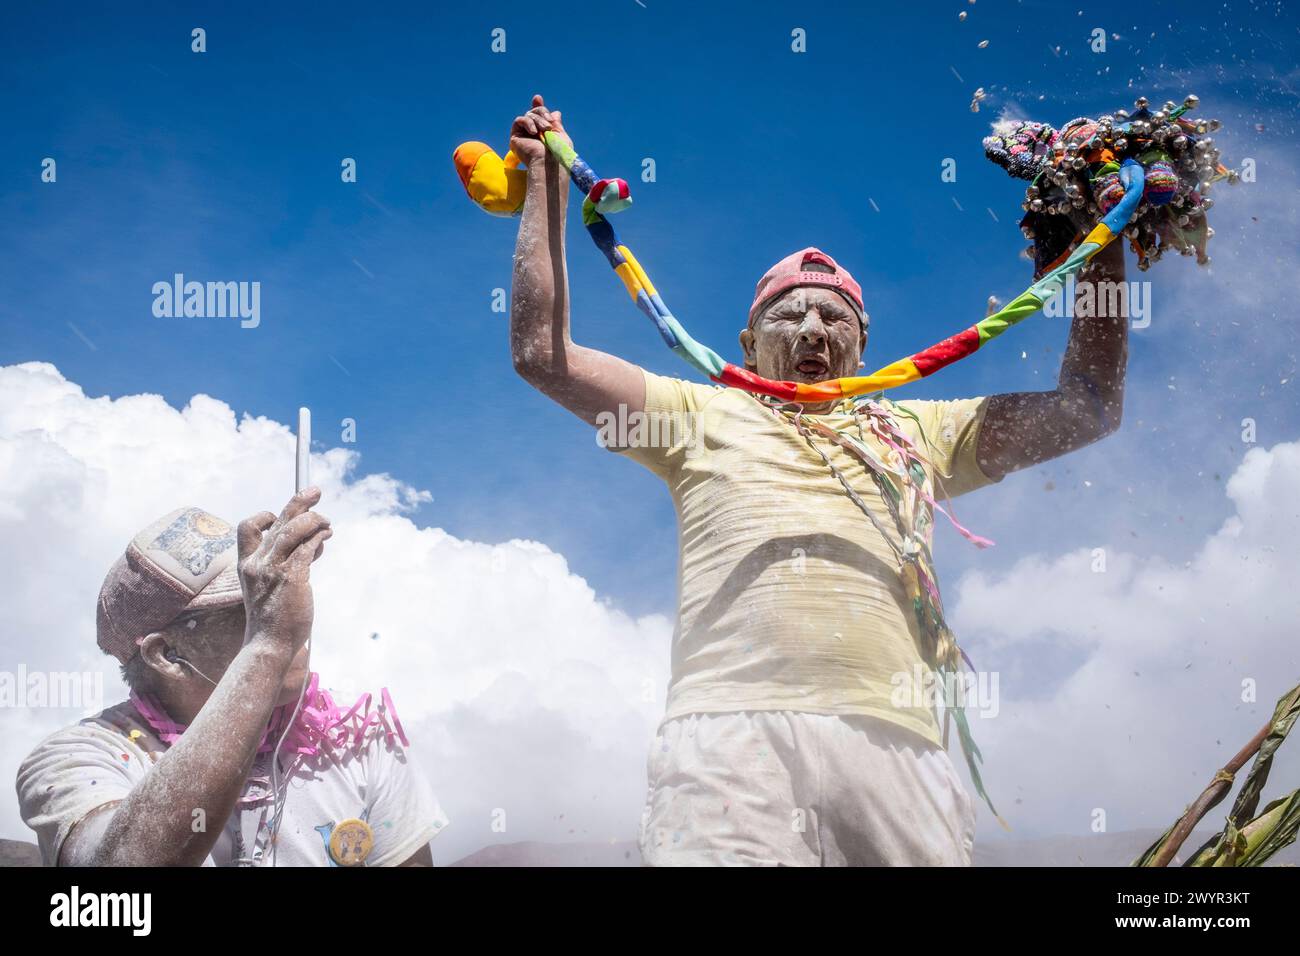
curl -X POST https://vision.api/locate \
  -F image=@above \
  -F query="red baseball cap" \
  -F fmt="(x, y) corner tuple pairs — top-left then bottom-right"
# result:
(96, 507), (243, 664)
(748, 247), (864, 327)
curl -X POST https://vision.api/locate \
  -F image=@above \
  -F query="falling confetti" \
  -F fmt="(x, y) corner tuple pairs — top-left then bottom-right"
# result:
(978, 39), (989, 49)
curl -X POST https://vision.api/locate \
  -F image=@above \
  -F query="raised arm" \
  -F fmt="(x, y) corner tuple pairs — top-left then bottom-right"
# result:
(977, 240), (1129, 478)
(509, 95), (646, 427)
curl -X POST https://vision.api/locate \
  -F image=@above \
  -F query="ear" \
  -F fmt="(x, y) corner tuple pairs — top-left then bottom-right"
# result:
(137, 632), (187, 683)
(739, 326), (758, 370)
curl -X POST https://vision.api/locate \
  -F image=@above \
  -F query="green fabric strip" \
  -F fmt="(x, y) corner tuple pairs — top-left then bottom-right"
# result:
(1029, 239), (1103, 301)
(542, 131), (577, 171)
(665, 316), (726, 376)
(975, 290), (1046, 344)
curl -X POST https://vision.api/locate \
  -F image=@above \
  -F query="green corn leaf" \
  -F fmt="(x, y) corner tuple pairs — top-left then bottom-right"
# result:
(1227, 684), (1300, 829)
(1236, 790), (1300, 867)
(1134, 682), (1300, 867)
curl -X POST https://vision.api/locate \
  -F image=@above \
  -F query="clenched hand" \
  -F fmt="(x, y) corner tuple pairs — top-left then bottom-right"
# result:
(509, 94), (570, 167)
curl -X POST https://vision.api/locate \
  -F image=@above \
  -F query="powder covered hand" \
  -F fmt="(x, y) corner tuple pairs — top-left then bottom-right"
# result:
(237, 487), (332, 656)
(509, 94), (569, 167)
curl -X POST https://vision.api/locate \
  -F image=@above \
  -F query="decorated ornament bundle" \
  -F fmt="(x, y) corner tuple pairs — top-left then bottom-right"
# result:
(983, 95), (1236, 277)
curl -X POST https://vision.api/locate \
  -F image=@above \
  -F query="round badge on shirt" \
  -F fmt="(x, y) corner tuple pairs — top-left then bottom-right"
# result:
(329, 818), (374, 866)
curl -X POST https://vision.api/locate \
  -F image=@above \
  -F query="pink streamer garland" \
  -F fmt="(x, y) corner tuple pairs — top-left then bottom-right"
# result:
(129, 672), (409, 757)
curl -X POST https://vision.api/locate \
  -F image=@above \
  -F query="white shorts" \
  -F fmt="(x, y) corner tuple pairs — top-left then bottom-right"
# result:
(638, 711), (976, 866)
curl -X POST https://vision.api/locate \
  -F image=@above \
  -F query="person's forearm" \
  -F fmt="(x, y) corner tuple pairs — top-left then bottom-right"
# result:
(91, 638), (295, 866)
(977, 244), (1130, 475)
(511, 159), (571, 381)
(1058, 243), (1129, 437)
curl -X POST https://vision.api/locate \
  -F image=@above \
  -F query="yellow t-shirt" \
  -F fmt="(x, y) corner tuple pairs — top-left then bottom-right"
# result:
(613, 370), (1001, 746)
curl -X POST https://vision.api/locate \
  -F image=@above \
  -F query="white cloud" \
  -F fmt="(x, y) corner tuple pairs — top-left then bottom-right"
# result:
(0, 362), (671, 862)
(951, 440), (1300, 843)
(3, 360), (1297, 863)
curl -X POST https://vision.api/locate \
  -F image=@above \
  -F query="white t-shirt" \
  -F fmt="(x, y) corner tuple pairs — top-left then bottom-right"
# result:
(16, 697), (449, 867)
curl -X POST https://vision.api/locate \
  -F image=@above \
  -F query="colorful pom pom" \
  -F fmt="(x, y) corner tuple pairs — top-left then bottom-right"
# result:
(1142, 159), (1179, 206)
(588, 177), (632, 215)
(1092, 171), (1126, 215)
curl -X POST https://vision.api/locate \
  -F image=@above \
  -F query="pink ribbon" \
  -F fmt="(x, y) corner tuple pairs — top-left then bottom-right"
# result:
(129, 672), (410, 757)
(864, 407), (996, 550)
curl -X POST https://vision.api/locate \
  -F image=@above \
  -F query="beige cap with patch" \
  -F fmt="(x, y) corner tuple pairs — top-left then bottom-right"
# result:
(96, 507), (243, 664)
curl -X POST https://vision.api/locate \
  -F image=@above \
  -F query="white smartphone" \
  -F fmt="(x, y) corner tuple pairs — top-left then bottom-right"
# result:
(295, 407), (311, 493)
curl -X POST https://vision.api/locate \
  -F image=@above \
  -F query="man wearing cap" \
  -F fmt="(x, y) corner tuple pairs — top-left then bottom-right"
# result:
(16, 488), (449, 867)
(507, 96), (1128, 865)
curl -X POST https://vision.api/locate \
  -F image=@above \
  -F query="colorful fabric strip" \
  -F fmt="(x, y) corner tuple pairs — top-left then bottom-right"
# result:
(538, 133), (1144, 405)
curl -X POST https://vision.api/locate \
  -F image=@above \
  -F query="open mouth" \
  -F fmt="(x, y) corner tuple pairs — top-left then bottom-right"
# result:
(794, 358), (829, 378)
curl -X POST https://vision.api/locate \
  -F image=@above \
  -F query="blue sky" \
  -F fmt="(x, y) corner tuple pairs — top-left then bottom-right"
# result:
(1, 0), (1297, 621)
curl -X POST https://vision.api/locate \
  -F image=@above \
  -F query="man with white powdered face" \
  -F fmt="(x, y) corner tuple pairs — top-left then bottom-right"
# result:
(507, 95), (1129, 866)
(16, 488), (448, 866)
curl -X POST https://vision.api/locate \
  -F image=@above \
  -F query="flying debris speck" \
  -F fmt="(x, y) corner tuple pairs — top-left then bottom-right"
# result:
(978, 39), (989, 48)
